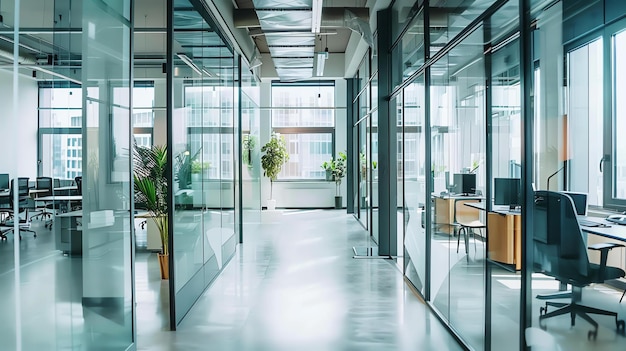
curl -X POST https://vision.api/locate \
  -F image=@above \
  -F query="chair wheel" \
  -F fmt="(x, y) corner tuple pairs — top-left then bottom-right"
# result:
(617, 320), (625, 332)
(588, 330), (597, 340)
(539, 306), (547, 316)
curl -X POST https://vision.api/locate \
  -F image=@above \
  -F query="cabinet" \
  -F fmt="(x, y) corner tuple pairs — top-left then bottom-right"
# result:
(55, 211), (82, 255)
(487, 212), (521, 270)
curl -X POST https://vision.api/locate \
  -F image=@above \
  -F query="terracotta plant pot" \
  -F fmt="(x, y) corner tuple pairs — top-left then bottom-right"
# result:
(158, 253), (169, 280)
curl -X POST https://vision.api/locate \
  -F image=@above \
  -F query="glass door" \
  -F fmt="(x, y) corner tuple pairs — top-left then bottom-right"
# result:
(605, 23), (626, 210)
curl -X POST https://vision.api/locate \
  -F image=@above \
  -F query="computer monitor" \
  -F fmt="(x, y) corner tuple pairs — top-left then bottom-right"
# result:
(453, 173), (477, 195)
(0, 174), (9, 191)
(494, 178), (521, 209)
(561, 191), (587, 216)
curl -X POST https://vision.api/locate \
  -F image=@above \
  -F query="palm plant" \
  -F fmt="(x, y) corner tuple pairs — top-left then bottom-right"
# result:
(133, 142), (168, 255)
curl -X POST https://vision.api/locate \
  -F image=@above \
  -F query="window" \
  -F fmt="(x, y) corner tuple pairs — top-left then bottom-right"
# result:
(271, 81), (335, 180)
(133, 82), (156, 146)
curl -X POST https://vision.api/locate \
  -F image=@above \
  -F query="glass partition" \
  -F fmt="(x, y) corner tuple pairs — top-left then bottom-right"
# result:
(429, 24), (486, 350)
(80, 0), (134, 348)
(170, 0), (237, 325)
(241, 64), (261, 226)
(404, 75), (426, 293)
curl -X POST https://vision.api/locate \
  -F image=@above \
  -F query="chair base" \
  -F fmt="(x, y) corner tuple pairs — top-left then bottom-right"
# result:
(539, 300), (625, 340)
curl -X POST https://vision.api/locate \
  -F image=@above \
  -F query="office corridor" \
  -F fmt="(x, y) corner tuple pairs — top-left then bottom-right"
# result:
(137, 210), (462, 351)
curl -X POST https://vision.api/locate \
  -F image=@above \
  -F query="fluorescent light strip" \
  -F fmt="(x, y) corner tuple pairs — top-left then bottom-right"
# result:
(32, 66), (82, 85)
(314, 51), (328, 76)
(311, 0), (323, 34)
(176, 53), (202, 75)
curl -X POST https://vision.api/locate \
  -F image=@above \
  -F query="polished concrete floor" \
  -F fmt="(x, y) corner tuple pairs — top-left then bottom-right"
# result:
(136, 209), (463, 351)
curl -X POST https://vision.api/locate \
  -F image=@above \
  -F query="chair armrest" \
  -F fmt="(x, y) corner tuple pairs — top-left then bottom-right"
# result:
(588, 243), (625, 271)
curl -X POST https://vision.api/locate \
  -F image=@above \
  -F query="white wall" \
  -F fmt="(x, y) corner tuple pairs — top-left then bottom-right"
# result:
(259, 79), (348, 208)
(0, 69), (39, 180)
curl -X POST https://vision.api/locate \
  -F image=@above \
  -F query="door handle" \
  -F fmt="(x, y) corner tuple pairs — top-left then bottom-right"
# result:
(600, 155), (610, 172)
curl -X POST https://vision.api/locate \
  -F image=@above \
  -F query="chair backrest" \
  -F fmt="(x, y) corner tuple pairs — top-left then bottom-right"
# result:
(533, 191), (590, 282)
(74, 176), (82, 194)
(17, 177), (29, 197)
(455, 199), (481, 225)
(10, 178), (30, 209)
(36, 177), (53, 196)
(53, 178), (61, 188)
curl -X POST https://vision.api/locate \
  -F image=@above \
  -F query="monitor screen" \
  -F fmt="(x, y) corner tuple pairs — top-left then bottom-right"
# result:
(561, 191), (587, 216)
(494, 178), (521, 208)
(453, 173), (476, 195)
(0, 174), (8, 190)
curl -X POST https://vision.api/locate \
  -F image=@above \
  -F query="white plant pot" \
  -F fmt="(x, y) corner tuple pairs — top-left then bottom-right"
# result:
(266, 199), (276, 211)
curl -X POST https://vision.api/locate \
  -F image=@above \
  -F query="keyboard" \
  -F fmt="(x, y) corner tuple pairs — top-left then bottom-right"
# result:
(578, 219), (601, 227)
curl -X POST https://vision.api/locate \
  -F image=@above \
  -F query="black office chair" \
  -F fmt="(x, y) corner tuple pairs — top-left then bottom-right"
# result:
(72, 176), (82, 211)
(0, 178), (36, 240)
(31, 177), (62, 228)
(533, 191), (625, 339)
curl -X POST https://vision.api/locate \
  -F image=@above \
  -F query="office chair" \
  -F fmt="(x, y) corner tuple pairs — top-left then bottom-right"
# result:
(533, 191), (625, 340)
(72, 176), (82, 211)
(31, 177), (62, 228)
(1, 179), (37, 239)
(454, 199), (485, 254)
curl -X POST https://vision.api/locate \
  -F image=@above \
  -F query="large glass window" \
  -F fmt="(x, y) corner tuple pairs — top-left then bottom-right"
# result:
(271, 82), (335, 180)
(38, 85), (83, 180)
(612, 29), (626, 202)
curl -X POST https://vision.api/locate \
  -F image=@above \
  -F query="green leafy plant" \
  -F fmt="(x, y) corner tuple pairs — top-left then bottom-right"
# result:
(133, 142), (168, 255)
(242, 134), (256, 167)
(191, 160), (210, 174)
(331, 151), (347, 196)
(372, 161), (378, 169)
(261, 132), (289, 199)
(175, 148), (201, 189)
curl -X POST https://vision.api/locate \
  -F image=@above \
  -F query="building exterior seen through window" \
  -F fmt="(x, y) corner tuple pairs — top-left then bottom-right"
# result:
(271, 82), (335, 180)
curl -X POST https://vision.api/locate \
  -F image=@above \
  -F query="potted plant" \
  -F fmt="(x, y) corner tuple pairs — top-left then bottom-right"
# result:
(331, 151), (347, 209)
(261, 132), (289, 210)
(133, 142), (169, 279)
(191, 159), (210, 182)
(242, 134), (256, 169)
(321, 159), (334, 181)
(174, 148), (201, 189)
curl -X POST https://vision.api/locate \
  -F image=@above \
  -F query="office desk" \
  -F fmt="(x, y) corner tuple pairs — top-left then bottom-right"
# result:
(432, 194), (484, 235)
(466, 202), (522, 270)
(37, 195), (82, 212)
(580, 217), (626, 280)
(54, 186), (78, 194)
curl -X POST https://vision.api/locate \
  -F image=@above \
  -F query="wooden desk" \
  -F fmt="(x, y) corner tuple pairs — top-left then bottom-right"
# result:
(466, 203), (522, 270)
(432, 194), (483, 235)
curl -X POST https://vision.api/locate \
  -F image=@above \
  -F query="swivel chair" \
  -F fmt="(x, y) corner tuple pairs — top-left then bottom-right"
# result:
(533, 191), (625, 340)
(0, 178), (36, 240)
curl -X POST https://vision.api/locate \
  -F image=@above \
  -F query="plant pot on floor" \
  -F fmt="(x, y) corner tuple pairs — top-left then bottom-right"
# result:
(158, 253), (169, 279)
(266, 199), (276, 210)
(334, 196), (342, 209)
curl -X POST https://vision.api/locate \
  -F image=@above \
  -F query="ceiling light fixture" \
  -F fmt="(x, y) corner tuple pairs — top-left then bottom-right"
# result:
(201, 68), (213, 77)
(311, 0), (323, 34)
(176, 53), (202, 75)
(314, 50), (328, 76)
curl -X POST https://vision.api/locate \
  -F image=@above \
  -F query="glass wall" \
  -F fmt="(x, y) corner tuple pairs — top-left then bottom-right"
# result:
(528, 1), (626, 350)
(0, 0), (135, 350)
(170, 0), (238, 325)
(241, 63), (261, 226)
(403, 75), (427, 293)
(429, 25), (487, 351)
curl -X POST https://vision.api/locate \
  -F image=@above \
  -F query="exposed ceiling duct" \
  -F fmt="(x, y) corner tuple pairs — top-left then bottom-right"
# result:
(240, 1), (370, 81)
